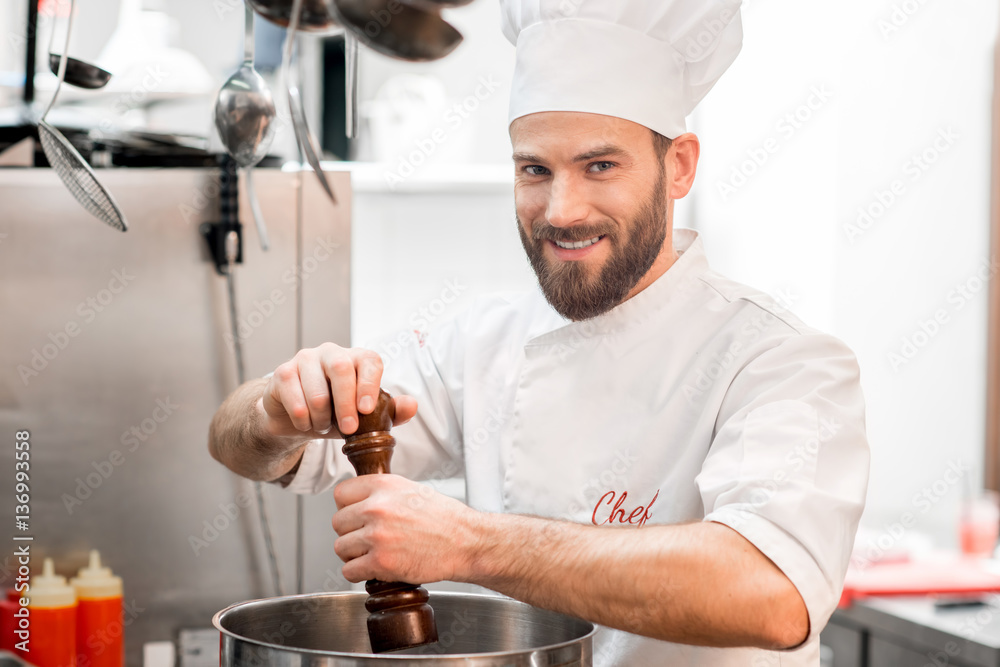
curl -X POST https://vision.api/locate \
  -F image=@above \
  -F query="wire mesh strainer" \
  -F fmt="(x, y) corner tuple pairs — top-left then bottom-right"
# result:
(37, 124), (127, 231)
(39, 0), (127, 232)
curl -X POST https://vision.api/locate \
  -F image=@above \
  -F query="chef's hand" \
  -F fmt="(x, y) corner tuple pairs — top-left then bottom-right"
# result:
(331, 474), (480, 584)
(260, 342), (418, 440)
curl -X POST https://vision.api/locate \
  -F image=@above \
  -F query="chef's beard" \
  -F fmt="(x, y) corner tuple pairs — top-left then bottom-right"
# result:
(517, 170), (668, 322)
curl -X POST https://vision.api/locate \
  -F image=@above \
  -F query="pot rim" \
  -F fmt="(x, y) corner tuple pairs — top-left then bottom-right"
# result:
(212, 590), (597, 660)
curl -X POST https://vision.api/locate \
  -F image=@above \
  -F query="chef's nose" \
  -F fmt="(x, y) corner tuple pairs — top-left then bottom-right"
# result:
(544, 173), (589, 228)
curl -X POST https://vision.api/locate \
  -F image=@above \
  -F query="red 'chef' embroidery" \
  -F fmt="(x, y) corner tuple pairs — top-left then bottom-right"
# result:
(413, 330), (427, 348)
(591, 490), (659, 527)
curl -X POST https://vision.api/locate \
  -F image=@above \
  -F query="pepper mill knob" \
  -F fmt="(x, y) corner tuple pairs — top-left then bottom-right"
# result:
(341, 389), (439, 653)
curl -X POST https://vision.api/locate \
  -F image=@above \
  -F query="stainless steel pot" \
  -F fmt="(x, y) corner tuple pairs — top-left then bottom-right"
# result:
(214, 591), (596, 666)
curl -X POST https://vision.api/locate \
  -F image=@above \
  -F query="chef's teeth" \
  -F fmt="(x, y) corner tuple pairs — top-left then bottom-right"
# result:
(554, 236), (601, 250)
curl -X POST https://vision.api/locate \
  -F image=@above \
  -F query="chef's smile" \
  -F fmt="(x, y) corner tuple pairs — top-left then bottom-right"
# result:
(548, 234), (607, 259)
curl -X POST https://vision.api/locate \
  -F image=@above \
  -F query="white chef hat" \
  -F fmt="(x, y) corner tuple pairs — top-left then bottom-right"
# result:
(501, 0), (744, 139)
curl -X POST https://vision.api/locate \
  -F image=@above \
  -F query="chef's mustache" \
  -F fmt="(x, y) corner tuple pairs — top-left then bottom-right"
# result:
(529, 221), (617, 243)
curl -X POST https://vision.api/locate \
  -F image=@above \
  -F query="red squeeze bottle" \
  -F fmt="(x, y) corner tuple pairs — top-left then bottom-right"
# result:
(19, 557), (77, 667)
(71, 551), (124, 667)
(0, 589), (21, 651)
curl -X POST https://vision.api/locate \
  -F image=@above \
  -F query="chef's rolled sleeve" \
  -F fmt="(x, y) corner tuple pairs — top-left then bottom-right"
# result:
(696, 331), (870, 645)
(705, 507), (833, 647)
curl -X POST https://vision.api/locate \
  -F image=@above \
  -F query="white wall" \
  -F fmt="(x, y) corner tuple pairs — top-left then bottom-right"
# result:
(348, 167), (532, 344)
(692, 0), (997, 549)
(350, 2), (515, 167)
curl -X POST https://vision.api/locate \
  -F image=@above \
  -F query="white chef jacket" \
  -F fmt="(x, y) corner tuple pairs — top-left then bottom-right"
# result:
(286, 228), (870, 666)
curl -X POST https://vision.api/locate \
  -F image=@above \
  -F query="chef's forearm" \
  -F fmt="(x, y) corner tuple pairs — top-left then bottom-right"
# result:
(208, 378), (308, 482)
(460, 514), (809, 650)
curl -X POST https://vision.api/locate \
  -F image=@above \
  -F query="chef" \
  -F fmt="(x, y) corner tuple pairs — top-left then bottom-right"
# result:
(208, 0), (870, 664)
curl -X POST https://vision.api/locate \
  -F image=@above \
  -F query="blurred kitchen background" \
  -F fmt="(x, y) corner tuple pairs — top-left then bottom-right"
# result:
(0, 0), (998, 664)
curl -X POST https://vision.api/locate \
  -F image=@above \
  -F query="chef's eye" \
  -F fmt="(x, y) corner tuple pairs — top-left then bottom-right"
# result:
(524, 165), (549, 176)
(589, 161), (615, 173)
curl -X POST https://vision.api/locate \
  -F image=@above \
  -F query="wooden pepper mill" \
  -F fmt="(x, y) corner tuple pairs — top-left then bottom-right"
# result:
(341, 389), (439, 653)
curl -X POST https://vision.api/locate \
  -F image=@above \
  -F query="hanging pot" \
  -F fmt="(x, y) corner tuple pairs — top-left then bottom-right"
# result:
(246, 0), (341, 32)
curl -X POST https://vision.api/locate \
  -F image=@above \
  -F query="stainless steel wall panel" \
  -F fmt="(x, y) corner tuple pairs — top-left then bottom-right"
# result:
(0, 168), (352, 664)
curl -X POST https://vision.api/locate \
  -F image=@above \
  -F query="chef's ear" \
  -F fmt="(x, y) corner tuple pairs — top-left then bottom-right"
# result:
(666, 132), (700, 200)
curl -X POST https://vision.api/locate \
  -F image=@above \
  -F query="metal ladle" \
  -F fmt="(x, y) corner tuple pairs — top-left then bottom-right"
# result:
(331, 0), (463, 62)
(283, 0), (337, 203)
(214, 2), (277, 250)
(47, 53), (111, 89)
(45, 3), (112, 90)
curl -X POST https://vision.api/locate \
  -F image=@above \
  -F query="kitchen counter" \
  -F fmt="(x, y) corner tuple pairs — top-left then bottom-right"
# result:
(823, 595), (1000, 667)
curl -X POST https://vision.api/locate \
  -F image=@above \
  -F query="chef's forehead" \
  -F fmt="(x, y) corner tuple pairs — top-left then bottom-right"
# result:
(509, 111), (657, 158)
